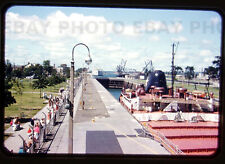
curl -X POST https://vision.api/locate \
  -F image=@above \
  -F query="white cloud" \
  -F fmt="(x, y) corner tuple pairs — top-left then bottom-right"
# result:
(199, 49), (212, 56)
(202, 39), (212, 45)
(120, 25), (140, 37)
(149, 35), (159, 41)
(6, 10), (119, 65)
(5, 9), (219, 71)
(143, 20), (183, 34)
(6, 10), (113, 41)
(171, 36), (187, 42)
(168, 21), (183, 33)
(95, 43), (121, 52)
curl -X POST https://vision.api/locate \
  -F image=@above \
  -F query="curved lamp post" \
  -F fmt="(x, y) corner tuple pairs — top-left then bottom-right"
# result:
(68, 43), (92, 153)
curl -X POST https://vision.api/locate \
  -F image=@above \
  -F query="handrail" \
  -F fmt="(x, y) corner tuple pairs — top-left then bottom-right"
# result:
(20, 76), (83, 153)
(144, 124), (184, 155)
(36, 76), (82, 153)
(120, 93), (184, 155)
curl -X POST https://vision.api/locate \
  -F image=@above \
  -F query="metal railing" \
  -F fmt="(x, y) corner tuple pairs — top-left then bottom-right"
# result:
(19, 77), (83, 154)
(142, 123), (184, 155)
(120, 93), (184, 155)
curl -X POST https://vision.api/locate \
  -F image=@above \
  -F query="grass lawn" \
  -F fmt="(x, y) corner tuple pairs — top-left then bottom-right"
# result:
(5, 79), (68, 118)
(12, 79), (68, 93)
(4, 93), (46, 118)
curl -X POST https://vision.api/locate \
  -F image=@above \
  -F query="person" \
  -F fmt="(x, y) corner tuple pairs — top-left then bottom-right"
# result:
(30, 118), (34, 127)
(34, 122), (40, 140)
(34, 122), (40, 132)
(18, 145), (25, 153)
(10, 119), (13, 126)
(41, 118), (45, 127)
(12, 117), (20, 131)
(47, 111), (51, 124)
(27, 127), (32, 137)
(26, 137), (34, 153)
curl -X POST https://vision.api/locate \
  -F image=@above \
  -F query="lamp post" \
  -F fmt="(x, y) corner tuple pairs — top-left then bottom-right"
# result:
(68, 43), (92, 153)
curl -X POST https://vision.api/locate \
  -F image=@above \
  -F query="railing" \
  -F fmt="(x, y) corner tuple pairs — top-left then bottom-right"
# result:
(19, 76), (83, 153)
(120, 93), (184, 155)
(143, 123), (184, 155)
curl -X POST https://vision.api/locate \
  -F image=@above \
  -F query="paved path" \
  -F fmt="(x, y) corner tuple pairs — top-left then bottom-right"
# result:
(48, 78), (170, 155)
(4, 104), (50, 153)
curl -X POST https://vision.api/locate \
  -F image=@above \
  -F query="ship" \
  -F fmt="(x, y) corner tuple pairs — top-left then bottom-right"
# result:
(119, 70), (219, 155)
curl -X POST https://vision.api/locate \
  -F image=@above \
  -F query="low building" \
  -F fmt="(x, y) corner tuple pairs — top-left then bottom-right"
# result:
(56, 64), (70, 76)
(24, 62), (37, 68)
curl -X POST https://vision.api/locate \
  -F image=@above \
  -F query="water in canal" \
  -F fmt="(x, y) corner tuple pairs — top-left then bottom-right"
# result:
(107, 88), (122, 101)
(99, 71), (121, 101)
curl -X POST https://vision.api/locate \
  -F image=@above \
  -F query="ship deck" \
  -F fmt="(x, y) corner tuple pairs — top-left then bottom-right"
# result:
(144, 120), (219, 155)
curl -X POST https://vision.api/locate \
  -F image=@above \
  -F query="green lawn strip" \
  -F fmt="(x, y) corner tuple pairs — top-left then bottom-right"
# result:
(10, 79), (68, 93)
(4, 93), (46, 118)
(5, 80), (68, 118)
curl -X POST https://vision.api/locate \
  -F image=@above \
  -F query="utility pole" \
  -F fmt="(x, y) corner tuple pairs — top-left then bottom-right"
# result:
(171, 43), (175, 97)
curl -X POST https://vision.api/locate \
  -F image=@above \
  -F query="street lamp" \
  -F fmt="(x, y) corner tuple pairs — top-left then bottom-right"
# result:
(68, 43), (92, 154)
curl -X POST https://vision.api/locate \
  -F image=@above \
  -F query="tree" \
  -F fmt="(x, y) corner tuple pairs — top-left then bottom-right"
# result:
(33, 64), (44, 79)
(184, 66), (195, 83)
(173, 66), (183, 80)
(23, 64), (44, 79)
(64, 67), (70, 78)
(32, 76), (48, 98)
(47, 74), (65, 86)
(4, 79), (16, 107)
(43, 60), (53, 76)
(4, 60), (16, 107)
(12, 78), (24, 95)
(204, 56), (221, 80)
(212, 56), (221, 79)
(5, 59), (13, 80)
(75, 68), (86, 77)
(24, 66), (34, 77)
(204, 66), (218, 79)
(212, 56), (221, 69)
(12, 69), (24, 78)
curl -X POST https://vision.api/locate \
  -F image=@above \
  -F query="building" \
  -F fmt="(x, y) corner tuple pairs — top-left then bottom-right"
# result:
(56, 64), (70, 76)
(24, 62), (37, 68)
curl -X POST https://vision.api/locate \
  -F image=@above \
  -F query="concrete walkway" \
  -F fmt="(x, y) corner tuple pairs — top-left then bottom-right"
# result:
(49, 78), (170, 155)
(4, 104), (50, 153)
(74, 78), (170, 154)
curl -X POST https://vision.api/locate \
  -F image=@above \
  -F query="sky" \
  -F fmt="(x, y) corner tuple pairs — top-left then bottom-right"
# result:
(5, 6), (222, 72)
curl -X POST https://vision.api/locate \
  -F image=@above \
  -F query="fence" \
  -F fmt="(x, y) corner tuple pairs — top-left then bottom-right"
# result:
(140, 122), (184, 155)
(120, 95), (184, 155)
(20, 76), (82, 154)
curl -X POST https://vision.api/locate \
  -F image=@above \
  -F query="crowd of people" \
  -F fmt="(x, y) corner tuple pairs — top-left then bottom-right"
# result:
(18, 119), (43, 153)
(8, 88), (69, 154)
(16, 94), (64, 153)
